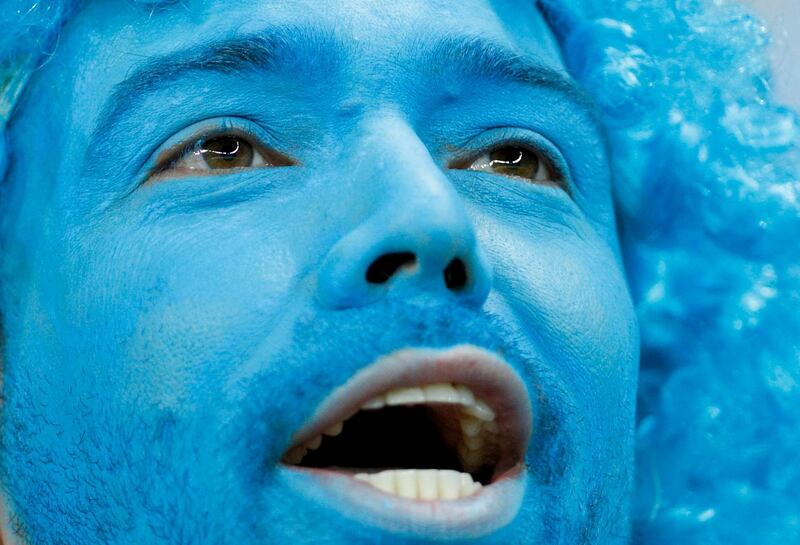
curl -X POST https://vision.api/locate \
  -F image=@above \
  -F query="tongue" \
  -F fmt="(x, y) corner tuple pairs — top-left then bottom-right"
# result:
(354, 469), (482, 500)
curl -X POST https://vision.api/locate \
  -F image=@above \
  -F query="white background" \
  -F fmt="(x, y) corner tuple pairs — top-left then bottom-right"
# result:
(742, 0), (800, 110)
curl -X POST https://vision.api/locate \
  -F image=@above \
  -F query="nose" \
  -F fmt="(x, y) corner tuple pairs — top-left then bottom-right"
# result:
(364, 251), (469, 291)
(317, 116), (492, 310)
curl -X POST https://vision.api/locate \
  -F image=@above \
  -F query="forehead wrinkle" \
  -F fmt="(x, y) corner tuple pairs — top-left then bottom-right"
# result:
(88, 25), (343, 153)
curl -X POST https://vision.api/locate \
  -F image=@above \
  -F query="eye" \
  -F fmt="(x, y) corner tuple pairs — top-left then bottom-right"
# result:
(461, 145), (556, 183)
(149, 133), (292, 181)
(195, 136), (259, 169)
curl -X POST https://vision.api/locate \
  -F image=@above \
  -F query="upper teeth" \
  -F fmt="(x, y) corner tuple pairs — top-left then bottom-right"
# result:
(284, 383), (500, 495)
(360, 383), (490, 414)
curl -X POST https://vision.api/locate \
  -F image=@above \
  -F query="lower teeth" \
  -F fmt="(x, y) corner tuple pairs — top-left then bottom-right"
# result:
(354, 469), (482, 500)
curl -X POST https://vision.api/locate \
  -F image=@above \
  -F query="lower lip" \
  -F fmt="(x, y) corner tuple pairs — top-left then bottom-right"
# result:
(277, 464), (527, 539)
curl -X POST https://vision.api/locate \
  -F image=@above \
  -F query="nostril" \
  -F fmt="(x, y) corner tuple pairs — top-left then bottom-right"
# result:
(444, 258), (468, 291)
(366, 252), (417, 284)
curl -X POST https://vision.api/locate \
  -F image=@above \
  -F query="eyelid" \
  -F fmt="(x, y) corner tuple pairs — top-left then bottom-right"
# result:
(143, 117), (292, 182)
(448, 128), (573, 195)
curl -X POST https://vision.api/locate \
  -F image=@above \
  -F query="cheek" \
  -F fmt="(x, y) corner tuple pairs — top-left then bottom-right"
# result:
(485, 218), (639, 420)
(52, 206), (308, 408)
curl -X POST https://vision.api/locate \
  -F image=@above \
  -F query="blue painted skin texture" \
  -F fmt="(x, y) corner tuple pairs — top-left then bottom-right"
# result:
(0, 1), (641, 544)
(0, 1), (799, 545)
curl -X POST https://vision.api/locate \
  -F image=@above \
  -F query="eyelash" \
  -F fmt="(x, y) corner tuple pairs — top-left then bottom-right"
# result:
(144, 118), (291, 181)
(152, 139), (205, 176)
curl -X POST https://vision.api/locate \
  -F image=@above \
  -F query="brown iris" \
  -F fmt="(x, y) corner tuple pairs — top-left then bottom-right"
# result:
(199, 136), (254, 169)
(487, 146), (539, 179)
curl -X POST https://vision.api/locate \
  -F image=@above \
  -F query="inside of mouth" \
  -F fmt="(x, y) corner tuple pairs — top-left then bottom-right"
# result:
(297, 406), (495, 485)
(281, 384), (509, 499)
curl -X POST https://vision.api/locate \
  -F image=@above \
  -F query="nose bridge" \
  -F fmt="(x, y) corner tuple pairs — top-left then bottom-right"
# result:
(317, 114), (492, 310)
(364, 116), (474, 267)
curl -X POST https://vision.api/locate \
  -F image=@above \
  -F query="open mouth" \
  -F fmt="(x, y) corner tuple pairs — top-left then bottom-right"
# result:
(280, 346), (532, 506)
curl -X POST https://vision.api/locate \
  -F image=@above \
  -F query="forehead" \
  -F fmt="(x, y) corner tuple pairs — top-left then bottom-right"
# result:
(77, 0), (560, 53)
(55, 0), (565, 123)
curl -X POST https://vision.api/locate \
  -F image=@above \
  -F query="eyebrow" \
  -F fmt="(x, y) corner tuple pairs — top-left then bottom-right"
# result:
(426, 35), (598, 118)
(91, 26), (340, 144)
(90, 28), (598, 153)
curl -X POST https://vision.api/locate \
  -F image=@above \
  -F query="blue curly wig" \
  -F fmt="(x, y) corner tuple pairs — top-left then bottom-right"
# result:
(1, 0), (799, 543)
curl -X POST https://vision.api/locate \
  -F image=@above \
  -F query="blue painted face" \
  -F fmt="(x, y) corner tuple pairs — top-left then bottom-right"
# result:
(1, 0), (639, 543)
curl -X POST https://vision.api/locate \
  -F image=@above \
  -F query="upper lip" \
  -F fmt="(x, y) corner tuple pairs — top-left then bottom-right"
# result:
(282, 344), (534, 483)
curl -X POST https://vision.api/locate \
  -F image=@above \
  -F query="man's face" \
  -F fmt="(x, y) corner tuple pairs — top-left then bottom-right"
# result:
(1, 0), (638, 543)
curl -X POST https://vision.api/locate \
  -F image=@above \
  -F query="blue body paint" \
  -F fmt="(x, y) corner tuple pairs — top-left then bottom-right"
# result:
(0, 1), (797, 544)
(0, 2), (639, 542)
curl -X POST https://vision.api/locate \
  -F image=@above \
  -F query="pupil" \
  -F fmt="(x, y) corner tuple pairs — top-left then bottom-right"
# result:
(489, 147), (539, 179)
(200, 136), (254, 169)
(490, 147), (526, 166)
